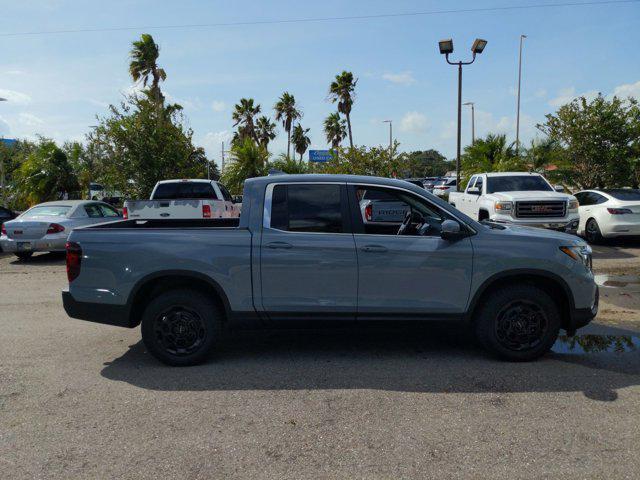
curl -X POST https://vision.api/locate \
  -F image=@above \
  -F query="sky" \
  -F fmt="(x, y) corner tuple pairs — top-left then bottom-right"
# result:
(1, 0), (639, 168)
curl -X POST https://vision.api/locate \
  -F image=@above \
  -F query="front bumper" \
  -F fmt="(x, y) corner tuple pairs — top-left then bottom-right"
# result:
(490, 215), (580, 234)
(0, 236), (67, 253)
(62, 289), (133, 328)
(568, 286), (599, 332)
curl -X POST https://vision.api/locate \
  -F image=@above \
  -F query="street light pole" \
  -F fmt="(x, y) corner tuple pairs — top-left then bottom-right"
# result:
(516, 34), (527, 157)
(0, 98), (7, 204)
(383, 120), (392, 159)
(439, 38), (487, 189)
(463, 102), (475, 145)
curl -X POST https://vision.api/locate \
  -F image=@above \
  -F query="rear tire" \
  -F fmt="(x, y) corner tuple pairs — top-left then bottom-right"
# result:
(15, 252), (33, 260)
(474, 284), (560, 361)
(141, 289), (223, 366)
(585, 218), (604, 244)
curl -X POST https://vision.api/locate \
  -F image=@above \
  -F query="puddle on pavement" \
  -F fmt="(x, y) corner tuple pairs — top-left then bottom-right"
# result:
(594, 274), (640, 290)
(552, 334), (640, 354)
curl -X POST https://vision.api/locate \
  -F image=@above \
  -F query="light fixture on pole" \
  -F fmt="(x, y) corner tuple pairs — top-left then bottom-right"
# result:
(515, 34), (527, 157)
(462, 102), (475, 145)
(382, 120), (392, 159)
(438, 38), (487, 188)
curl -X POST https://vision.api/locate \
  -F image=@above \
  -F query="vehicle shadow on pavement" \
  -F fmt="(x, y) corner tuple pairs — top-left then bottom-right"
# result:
(9, 252), (66, 265)
(590, 238), (640, 259)
(100, 324), (640, 402)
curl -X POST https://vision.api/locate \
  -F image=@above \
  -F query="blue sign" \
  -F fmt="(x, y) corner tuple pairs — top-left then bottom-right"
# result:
(309, 150), (334, 162)
(1, 138), (17, 147)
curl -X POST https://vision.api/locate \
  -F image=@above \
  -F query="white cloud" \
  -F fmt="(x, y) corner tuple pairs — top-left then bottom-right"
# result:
(0, 88), (31, 105)
(0, 116), (11, 136)
(548, 87), (598, 107)
(382, 71), (416, 86)
(399, 111), (429, 134)
(535, 88), (547, 98)
(211, 100), (226, 112)
(200, 130), (233, 162)
(18, 113), (44, 126)
(612, 80), (640, 100)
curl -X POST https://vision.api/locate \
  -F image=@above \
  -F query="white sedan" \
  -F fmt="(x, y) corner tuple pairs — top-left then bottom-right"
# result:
(0, 200), (122, 260)
(574, 189), (640, 243)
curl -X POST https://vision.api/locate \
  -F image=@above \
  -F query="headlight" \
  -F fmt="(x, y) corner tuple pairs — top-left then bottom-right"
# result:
(494, 201), (513, 212)
(568, 199), (579, 210)
(560, 245), (592, 270)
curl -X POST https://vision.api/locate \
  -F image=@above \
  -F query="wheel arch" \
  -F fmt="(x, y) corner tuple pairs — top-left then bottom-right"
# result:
(467, 269), (575, 330)
(127, 270), (232, 328)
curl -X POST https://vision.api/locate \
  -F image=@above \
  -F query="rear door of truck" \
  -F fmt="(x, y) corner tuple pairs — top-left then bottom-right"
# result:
(259, 182), (358, 318)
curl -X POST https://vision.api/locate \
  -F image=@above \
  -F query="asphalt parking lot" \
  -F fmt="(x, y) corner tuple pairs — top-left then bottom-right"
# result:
(1, 243), (640, 479)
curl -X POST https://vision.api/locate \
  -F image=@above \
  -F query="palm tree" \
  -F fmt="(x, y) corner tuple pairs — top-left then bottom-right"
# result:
(232, 98), (261, 143)
(328, 71), (357, 149)
(323, 113), (347, 150)
(274, 92), (302, 159)
(291, 124), (311, 161)
(255, 116), (277, 150)
(129, 34), (166, 107)
(221, 137), (269, 194)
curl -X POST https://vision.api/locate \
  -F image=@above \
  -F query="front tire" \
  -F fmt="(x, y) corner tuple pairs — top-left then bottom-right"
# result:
(474, 284), (560, 361)
(15, 252), (33, 260)
(141, 289), (223, 366)
(585, 218), (604, 244)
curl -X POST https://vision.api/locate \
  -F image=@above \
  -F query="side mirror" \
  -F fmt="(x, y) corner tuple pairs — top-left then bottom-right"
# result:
(467, 186), (480, 195)
(440, 219), (462, 241)
(554, 185), (565, 193)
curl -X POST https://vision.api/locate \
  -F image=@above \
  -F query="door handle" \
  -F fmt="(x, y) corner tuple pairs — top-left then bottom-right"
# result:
(361, 245), (388, 253)
(266, 241), (293, 249)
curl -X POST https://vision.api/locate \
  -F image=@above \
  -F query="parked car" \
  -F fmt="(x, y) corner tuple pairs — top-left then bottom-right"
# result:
(449, 172), (579, 233)
(358, 187), (410, 227)
(0, 200), (121, 259)
(402, 178), (427, 188)
(432, 177), (457, 197)
(423, 177), (441, 192)
(123, 179), (240, 220)
(574, 189), (640, 243)
(0, 206), (17, 226)
(63, 174), (597, 366)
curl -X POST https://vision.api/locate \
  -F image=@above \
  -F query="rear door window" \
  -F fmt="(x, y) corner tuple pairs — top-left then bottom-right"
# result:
(98, 204), (120, 217)
(218, 183), (233, 202)
(269, 184), (347, 233)
(84, 204), (103, 218)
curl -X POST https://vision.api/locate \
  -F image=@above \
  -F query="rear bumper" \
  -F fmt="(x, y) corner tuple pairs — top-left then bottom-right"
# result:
(62, 289), (133, 328)
(0, 236), (67, 253)
(602, 223), (640, 238)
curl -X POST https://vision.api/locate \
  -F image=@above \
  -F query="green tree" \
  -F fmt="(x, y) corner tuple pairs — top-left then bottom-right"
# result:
(291, 124), (311, 161)
(460, 133), (524, 185)
(405, 149), (453, 177)
(274, 92), (302, 159)
(323, 112), (347, 150)
(0, 139), (37, 206)
(255, 116), (277, 150)
(538, 94), (640, 189)
(13, 138), (80, 207)
(269, 153), (309, 174)
(129, 33), (166, 108)
(313, 142), (409, 177)
(86, 95), (207, 198)
(328, 71), (357, 149)
(232, 98), (261, 144)
(221, 137), (269, 194)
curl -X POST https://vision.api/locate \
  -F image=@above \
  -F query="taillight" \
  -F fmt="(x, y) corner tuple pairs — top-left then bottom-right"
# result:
(203, 204), (212, 218)
(122, 206), (128, 219)
(66, 241), (82, 282)
(607, 208), (632, 215)
(365, 204), (372, 221)
(1, 223), (6, 236)
(47, 223), (65, 234)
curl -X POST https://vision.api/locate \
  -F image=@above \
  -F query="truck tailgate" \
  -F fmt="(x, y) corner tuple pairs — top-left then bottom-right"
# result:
(124, 199), (235, 219)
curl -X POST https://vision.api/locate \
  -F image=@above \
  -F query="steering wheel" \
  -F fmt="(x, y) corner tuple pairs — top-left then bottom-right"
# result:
(397, 210), (425, 236)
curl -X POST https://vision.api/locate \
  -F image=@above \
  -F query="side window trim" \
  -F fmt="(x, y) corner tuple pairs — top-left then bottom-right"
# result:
(262, 182), (351, 234)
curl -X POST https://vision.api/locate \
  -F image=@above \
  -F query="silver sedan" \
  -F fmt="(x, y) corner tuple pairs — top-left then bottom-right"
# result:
(0, 200), (122, 260)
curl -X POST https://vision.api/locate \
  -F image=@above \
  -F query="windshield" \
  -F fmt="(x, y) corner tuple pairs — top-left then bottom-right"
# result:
(604, 189), (640, 201)
(23, 205), (71, 218)
(486, 176), (553, 193)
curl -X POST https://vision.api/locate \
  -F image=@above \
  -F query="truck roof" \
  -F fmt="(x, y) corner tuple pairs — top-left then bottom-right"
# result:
(245, 174), (427, 190)
(155, 179), (216, 185)
(481, 172), (543, 177)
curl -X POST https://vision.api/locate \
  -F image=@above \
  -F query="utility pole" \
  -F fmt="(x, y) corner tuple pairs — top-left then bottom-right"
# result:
(463, 102), (475, 145)
(0, 98), (7, 204)
(221, 141), (225, 172)
(383, 120), (392, 159)
(516, 34), (527, 157)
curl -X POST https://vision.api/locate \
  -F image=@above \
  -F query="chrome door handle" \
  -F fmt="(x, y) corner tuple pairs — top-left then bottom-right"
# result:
(266, 241), (293, 249)
(361, 245), (388, 253)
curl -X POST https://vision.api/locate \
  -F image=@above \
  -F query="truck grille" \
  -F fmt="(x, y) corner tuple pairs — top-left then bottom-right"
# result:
(515, 201), (566, 218)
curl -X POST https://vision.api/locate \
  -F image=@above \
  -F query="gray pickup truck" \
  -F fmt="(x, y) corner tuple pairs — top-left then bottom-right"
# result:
(62, 174), (598, 366)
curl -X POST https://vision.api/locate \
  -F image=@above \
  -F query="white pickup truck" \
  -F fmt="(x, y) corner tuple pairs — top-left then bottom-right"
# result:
(123, 179), (241, 220)
(448, 172), (580, 233)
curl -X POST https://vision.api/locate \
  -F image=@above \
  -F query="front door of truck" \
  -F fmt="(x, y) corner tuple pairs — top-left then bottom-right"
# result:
(260, 183), (358, 318)
(349, 184), (473, 317)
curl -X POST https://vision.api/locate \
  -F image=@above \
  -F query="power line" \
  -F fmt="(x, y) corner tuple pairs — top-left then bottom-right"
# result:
(1, 0), (638, 37)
